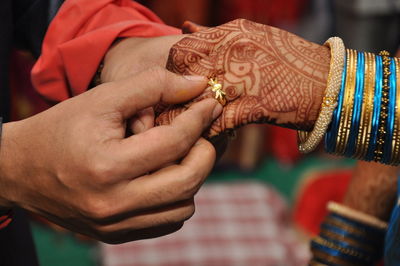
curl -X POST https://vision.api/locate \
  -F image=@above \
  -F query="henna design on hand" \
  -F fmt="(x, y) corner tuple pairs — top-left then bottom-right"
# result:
(157, 19), (331, 138)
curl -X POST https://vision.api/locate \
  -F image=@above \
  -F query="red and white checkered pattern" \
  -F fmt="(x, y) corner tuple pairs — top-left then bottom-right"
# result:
(101, 182), (310, 266)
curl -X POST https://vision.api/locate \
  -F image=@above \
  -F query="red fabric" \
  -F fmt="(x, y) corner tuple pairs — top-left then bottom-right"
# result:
(293, 169), (352, 235)
(267, 126), (301, 165)
(31, 0), (180, 102)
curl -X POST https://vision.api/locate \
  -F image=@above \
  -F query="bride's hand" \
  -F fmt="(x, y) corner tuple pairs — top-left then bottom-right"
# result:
(157, 19), (331, 137)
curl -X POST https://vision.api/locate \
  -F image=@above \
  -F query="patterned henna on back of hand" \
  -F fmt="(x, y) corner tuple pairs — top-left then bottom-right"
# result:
(156, 19), (331, 138)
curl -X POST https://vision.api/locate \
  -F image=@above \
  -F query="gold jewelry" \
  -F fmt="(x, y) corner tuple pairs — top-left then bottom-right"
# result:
(207, 77), (226, 106)
(354, 52), (375, 158)
(298, 37), (346, 153)
(311, 247), (364, 266)
(374, 50), (391, 161)
(319, 228), (375, 252)
(391, 57), (400, 164)
(312, 236), (371, 259)
(335, 49), (357, 155)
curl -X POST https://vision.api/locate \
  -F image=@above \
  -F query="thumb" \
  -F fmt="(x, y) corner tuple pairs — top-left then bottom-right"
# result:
(100, 67), (208, 119)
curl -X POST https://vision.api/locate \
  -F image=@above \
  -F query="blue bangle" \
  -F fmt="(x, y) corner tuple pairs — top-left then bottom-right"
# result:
(366, 55), (383, 161)
(311, 240), (372, 264)
(329, 213), (386, 236)
(345, 52), (365, 157)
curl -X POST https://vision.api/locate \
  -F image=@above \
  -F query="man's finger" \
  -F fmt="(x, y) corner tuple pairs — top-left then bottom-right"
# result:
(115, 99), (221, 178)
(98, 222), (184, 244)
(92, 199), (194, 241)
(100, 67), (208, 118)
(130, 107), (155, 134)
(112, 138), (215, 213)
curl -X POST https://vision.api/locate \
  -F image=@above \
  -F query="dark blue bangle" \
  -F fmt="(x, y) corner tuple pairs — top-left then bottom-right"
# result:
(311, 240), (372, 265)
(329, 213), (386, 236)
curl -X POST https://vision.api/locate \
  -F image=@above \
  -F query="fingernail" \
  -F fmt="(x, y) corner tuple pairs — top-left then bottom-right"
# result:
(183, 75), (207, 82)
(212, 102), (223, 119)
(133, 120), (145, 133)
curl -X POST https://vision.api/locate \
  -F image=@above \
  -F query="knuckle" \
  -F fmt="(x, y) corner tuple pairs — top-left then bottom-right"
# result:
(146, 66), (169, 85)
(232, 18), (248, 24)
(182, 203), (196, 221)
(88, 160), (117, 184)
(201, 140), (217, 161)
(163, 126), (192, 157)
(176, 134), (192, 155)
(179, 167), (202, 199)
(82, 196), (114, 221)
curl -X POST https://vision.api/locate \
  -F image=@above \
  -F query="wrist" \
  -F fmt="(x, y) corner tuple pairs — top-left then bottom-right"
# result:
(273, 44), (330, 131)
(304, 45), (331, 130)
(0, 121), (24, 209)
(101, 35), (184, 83)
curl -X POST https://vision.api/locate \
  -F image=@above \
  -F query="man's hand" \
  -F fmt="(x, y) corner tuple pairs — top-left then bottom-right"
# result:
(157, 19), (331, 137)
(100, 35), (185, 133)
(0, 67), (222, 244)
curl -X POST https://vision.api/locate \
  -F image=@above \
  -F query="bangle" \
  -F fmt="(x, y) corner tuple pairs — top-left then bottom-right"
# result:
(374, 51), (391, 162)
(335, 49), (357, 155)
(310, 202), (386, 265)
(354, 52), (375, 159)
(383, 57), (396, 163)
(324, 55), (347, 153)
(0, 209), (12, 230)
(327, 202), (387, 230)
(390, 57), (400, 164)
(298, 37), (346, 153)
(345, 52), (364, 157)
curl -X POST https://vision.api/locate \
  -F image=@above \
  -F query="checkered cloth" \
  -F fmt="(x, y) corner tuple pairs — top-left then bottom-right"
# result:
(101, 182), (310, 266)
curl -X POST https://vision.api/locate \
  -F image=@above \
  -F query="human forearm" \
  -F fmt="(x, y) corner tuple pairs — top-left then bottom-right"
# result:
(343, 161), (398, 220)
(0, 69), (222, 242)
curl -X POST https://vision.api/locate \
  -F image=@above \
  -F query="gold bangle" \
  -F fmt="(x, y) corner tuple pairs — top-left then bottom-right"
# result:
(297, 37), (346, 153)
(391, 57), (400, 164)
(354, 52), (375, 158)
(319, 228), (375, 253)
(374, 51), (391, 161)
(310, 249), (357, 266)
(335, 49), (357, 155)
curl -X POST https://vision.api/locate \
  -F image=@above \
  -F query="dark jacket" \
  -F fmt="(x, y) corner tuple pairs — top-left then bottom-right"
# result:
(0, 1), (62, 265)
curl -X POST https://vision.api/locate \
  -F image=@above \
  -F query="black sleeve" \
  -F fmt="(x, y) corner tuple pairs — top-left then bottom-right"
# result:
(12, 0), (51, 58)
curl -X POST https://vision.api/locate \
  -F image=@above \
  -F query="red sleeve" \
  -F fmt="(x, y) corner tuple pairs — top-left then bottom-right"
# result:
(31, 0), (180, 102)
